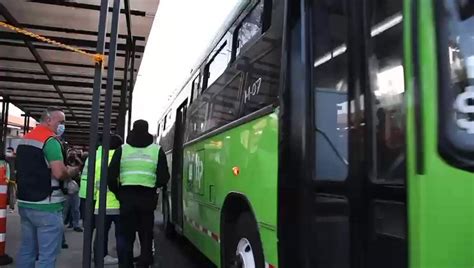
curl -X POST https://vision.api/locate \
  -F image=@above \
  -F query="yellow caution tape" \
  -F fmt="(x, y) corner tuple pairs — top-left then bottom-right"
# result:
(0, 21), (105, 63)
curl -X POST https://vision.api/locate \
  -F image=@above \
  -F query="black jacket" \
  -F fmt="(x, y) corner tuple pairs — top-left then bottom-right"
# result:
(107, 131), (170, 196)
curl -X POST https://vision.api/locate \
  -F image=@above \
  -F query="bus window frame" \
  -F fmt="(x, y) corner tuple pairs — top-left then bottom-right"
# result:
(191, 72), (202, 102)
(203, 40), (230, 92)
(232, 0), (271, 61)
(435, 0), (474, 171)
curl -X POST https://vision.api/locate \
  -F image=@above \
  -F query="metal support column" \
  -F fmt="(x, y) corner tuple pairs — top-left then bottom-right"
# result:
(117, 42), (130, 138)
(26, 116), (30, 133)
(1, 98), (9, 155)
(127, 39), (136, 134)
(96, 0), (121, 267)
(0, 101), (6, 155)
(23, 114), (27, 135)
(82, 0), (109, 266)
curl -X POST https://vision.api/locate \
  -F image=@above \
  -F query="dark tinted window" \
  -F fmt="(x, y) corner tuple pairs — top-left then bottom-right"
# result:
(207, 73), (243, 131)
(206, 41), (231, 89)
(367, 0), (405, 184)
(312, 0), (349, 181)
(185, 98), (210, 142)
(236, 1), (264, 56)
(192, 73), (201, 101)
(241, 68), (279, 116)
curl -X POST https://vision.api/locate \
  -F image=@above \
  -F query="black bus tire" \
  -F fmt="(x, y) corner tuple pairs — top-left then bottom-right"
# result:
(223, 212), (265, 268)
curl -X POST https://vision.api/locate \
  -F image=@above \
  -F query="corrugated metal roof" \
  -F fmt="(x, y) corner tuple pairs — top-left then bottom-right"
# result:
(0, 0), (159, 145)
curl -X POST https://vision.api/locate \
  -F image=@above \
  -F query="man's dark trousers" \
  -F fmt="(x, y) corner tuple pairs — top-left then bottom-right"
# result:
(119, 187), (157, 268)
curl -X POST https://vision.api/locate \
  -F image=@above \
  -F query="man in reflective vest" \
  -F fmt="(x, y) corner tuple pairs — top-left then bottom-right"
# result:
(108, 120), (170, 268)
(15, 107), (80, 267)
(92, 134), (126, 265)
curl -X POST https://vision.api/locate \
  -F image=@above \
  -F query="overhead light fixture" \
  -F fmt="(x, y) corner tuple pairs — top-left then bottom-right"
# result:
(370, 13), (403, 37)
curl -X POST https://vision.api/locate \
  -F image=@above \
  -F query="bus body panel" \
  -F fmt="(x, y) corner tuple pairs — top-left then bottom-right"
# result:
(183, 112), (279, 267)
(405, 1), (474, 267)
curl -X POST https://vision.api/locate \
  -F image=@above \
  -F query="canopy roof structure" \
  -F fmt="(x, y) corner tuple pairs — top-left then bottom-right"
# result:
(0, 0), (159, 145)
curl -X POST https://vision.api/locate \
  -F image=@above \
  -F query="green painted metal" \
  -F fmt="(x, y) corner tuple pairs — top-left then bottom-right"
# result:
(405, 1), (474, 267)
(183, 111), (279, 267)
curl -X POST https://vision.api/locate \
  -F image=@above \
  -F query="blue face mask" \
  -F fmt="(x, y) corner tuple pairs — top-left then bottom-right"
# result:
(56, 124), (65, 136)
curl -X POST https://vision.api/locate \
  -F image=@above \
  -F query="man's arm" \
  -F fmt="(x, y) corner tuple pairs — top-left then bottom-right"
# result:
(155, 148), (170, 188)
(50, 161), (78, 181)
(107, 147), (122, 195)
(44, 139), (79, 180)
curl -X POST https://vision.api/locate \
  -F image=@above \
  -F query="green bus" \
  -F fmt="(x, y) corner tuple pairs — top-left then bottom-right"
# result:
(157, 0), (474, 267)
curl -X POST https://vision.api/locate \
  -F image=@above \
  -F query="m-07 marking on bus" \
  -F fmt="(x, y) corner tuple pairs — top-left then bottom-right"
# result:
(244, 77), (263, 103)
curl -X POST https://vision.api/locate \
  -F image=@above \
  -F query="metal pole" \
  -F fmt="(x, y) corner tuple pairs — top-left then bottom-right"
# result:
(82, 0), (109, 266)
(97, 0), (121, 267)
(118, 42), (130, 138)
(26, 116), (30, 133)
(2, 99), (9, 154)
(127, 39), (136, 134)
(23, 114), (27, 135)
(0, 101), (5, 154)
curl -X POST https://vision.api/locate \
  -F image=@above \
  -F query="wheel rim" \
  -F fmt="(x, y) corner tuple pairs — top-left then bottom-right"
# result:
(235, 238), (255, 268)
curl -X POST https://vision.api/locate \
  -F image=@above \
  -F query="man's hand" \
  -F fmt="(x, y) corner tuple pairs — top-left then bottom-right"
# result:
(67, 166), (80, 178)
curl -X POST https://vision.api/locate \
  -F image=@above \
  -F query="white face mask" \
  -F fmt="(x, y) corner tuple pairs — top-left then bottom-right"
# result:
(56, 124), (65, 136)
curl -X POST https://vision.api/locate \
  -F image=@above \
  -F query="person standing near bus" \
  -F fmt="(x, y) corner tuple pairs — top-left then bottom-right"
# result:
(93, 133), (126, 266)
(15, 107), (80, 267)
(108, 120), (170, 268)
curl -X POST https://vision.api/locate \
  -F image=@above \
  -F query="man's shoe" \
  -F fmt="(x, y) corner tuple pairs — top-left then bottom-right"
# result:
(103, 255), (118, 265)
(62, 243), (69, 249)
(73, 227), (84, 232)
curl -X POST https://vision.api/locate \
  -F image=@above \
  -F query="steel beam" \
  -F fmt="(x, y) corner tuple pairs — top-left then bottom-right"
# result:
(0, 87), (122, 98)
(28, 0), (146, 16)
(0, 68), (123, 83)
(0, 76), (123, 90)
(0, 57), (138, 72)
(96, 1), (121, 265)
(0, 40), (141, 58)
(0, 32), (145, 53)
(19, 23), (146, 41)
(0, 4), (81, 126)
(82, 0), (109, 266)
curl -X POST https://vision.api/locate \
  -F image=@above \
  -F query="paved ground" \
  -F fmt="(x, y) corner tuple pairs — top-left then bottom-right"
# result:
(4, 210), (215, 268)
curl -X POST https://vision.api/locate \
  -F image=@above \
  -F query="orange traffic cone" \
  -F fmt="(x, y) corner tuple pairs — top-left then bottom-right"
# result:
(0, 162), (12, 265)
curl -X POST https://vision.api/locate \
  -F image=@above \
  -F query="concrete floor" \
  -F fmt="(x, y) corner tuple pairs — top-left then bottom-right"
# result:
(3, 210), (215, 268)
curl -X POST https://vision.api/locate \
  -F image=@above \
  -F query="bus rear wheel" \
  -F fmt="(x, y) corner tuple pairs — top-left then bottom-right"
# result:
(223, 212), (265, 268)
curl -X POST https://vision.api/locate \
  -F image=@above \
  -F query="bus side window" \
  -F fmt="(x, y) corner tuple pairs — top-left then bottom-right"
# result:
(234, 1), (265, 58)
(192, 73), (201, 102)
(204, 40), (231, 90)
(185, 98), (210, 142)
(207, 73), (243, 131)
(163, 114), (168, 130)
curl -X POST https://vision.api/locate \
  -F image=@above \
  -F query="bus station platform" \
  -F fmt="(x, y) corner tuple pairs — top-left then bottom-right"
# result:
(0, 0), (209, 267)
(4, 210), (214, 268)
